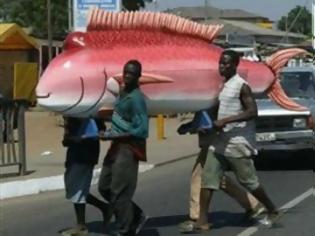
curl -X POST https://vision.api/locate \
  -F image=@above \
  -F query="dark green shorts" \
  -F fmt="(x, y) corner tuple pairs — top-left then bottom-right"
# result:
(201, 151), (259, 191)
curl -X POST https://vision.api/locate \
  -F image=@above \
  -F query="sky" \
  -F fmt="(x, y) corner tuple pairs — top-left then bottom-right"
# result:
(145, 0), (313, 21)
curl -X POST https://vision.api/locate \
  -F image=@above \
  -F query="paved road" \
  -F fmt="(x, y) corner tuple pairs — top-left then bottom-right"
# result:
(1, 153), (315, 236)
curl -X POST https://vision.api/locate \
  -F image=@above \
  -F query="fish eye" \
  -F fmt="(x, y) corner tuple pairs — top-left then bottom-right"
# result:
(63, 32), (87, 51)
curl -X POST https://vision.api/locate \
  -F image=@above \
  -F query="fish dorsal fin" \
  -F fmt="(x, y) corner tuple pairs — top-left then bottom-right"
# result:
(87, 8), (223, 42)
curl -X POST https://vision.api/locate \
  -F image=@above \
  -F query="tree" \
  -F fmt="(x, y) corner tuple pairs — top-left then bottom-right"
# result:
(0, 0), (68, 39)
(277, 5), (311, 36)
(122, 0), (152, 11)
(0, 0), (154, 39)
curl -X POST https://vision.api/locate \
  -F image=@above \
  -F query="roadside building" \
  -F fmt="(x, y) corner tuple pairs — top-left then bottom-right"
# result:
(0, 23), (39, 100)
(203, 19), (307, 46)
(165, 6), (307, 56)
(165, 6), (273, 26)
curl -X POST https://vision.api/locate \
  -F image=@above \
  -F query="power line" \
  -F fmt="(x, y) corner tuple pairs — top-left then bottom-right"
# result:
(287, 0), (310, 32)
(282, 0), (310, 43)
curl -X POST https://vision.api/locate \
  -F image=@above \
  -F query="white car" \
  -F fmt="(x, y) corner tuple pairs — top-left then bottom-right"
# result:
(255, 66), (315, 151)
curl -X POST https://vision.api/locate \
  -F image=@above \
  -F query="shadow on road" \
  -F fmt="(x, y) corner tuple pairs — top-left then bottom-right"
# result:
(86, 221), (105, 234)
(138, 228), (160, 236)
(139, 211), (255, 234)
(209, 211), (256, 229)
(87, 211), (256, 235)
(87, 220), (161, 235)
(254, 150), (315, 171)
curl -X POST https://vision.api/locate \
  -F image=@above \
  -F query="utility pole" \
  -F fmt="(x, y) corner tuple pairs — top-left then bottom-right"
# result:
(47, 0), (52, 62)
(282, 5), (306, 44)
(68, 0), (73, 32)
(312, 0), (315, 49)
(285, 16), (288, 43)
(204, 0), (208, 21)
(154, 0), (158, 12)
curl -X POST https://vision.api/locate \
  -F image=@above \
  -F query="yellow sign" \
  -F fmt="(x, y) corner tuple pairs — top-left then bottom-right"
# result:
(13, 63), (38, 102)
(256, 22), (273, 29)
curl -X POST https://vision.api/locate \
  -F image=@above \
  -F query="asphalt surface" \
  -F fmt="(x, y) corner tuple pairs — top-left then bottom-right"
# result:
(1, 152), (315, 236)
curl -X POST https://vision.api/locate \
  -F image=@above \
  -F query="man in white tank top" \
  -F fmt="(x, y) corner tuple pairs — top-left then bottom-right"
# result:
(177, 111), (264, 233)
(188, 50), (279, 233)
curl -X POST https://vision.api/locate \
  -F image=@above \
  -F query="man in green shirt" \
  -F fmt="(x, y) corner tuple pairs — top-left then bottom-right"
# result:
(98, 60), (148, 236)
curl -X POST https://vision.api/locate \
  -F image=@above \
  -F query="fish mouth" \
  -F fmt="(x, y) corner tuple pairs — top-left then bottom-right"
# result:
(37, 77), (85, 113)
(57, 76), (85, 113)
(65, 69), (108, 116)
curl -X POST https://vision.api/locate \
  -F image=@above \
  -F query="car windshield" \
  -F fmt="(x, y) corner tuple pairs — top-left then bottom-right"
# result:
(280, 71), (315, 98)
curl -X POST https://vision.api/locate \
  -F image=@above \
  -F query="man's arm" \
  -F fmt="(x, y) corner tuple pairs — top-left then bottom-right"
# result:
(128, 94), (148, 138)
(100, 93), (148, 141)
(214, 84), (257, 128)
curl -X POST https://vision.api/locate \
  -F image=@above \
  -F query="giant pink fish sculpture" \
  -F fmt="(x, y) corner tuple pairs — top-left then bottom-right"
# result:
(36, 8), (308, 117)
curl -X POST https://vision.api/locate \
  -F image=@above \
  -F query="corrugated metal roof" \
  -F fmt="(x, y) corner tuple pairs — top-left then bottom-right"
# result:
(0, 23), (38, 49)
(166, 6), (269, 21)
(299, 39), (312, 46)
(203, 19), (306, 39)
(220, 9), (263, 19)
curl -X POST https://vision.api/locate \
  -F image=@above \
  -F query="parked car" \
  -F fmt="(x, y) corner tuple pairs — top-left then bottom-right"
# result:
(255, 65), (315, 151)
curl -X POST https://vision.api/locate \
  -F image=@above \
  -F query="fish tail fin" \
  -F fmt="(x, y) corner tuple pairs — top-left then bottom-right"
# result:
(266, 48), (310, 111)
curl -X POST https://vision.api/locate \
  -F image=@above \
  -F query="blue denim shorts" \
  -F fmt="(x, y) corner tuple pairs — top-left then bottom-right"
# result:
(64, 163), (94, 203)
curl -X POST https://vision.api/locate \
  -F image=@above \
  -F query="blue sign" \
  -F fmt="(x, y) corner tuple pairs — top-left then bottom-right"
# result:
(77, 0), (118, 10)
(73, 0), (121, 31)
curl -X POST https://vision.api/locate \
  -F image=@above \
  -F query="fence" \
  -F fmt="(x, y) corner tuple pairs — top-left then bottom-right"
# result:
(0, 98), (28, 175)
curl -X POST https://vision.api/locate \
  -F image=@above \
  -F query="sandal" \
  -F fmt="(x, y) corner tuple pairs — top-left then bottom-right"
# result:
(60, 227), (88, 236)
(259, 210), (282, 228)
(243, 203), (266, 221)
(178, 221), (210, 233)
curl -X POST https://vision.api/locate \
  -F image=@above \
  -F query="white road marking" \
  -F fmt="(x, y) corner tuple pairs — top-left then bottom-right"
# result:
(0, 164), (155, 200)
(237, 187), (315, 236)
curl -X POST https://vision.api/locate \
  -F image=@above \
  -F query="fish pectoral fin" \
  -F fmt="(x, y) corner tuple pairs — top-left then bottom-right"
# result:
(97, 106), (114, 118)
(139, 73), (174, 85)
(113, 73), (174, 85)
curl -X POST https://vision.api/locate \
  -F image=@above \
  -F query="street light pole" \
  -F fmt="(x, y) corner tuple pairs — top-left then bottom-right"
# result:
(204, 0), (208, 21)
(312, 0), (315, 49)
(68, 0), (72, 32)
(285, 16), (288, 43)
(47, 0), (52, 62)
(153, 0), (158, 12)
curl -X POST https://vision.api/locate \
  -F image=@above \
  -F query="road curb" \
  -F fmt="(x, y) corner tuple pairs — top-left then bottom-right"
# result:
(0, 153), (197, 200)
